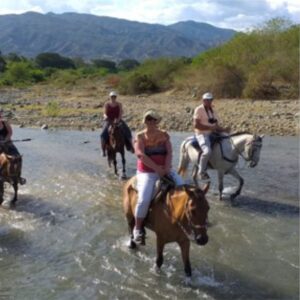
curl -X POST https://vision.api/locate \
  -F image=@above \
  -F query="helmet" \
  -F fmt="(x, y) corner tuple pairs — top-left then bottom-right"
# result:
(202, 92), (213, 100)
(109, 91), (117, 97)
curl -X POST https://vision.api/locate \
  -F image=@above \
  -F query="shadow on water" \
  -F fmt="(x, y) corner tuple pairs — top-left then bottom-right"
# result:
(231, 195), (299, 217)
(191, 262), (298, 300)
(12, 194), (76, 226)
(0, 224), (31, 256)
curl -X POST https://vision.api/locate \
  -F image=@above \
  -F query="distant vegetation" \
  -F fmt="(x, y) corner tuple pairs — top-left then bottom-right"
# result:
(0, 18), (298, 99)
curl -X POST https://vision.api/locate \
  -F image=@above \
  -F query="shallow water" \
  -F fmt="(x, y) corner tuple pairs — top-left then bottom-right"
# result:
(0, 128), (298, 300)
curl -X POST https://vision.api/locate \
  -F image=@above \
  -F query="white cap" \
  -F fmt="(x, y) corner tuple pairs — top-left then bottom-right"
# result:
(202, 92), (213, 100)
(109, 91), (117, 97)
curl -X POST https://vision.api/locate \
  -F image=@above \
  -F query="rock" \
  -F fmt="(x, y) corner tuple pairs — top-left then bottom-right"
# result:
(41, 124), (48, 130)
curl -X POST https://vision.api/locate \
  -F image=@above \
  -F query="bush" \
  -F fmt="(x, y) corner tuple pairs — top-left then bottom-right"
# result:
(43, 101), (60, 117)
(119, 72), (158, 94)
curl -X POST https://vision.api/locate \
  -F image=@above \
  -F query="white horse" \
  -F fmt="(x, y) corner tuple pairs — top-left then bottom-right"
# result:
(177, 132), (264, 201)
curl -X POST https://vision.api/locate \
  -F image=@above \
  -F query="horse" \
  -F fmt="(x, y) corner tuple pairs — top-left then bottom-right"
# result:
(106, 121), (127, 179)
(178, 132), (264, 201)
(123, 176), (210, 278)
(0, 152), (26, 207)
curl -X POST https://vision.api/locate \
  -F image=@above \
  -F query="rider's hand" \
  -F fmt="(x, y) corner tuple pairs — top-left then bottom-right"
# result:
(156, 166), (166, 177)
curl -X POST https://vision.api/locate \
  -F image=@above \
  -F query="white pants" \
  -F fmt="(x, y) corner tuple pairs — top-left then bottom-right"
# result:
(135, 170), (184, 218)
(195, 133), (212, 174)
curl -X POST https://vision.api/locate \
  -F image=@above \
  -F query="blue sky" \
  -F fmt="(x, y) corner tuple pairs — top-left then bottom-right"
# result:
(0, 0), (299, 30)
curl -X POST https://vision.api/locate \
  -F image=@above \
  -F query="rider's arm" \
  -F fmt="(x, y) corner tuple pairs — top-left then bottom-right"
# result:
(193, 118), (217, 131)
(164, 134), (172, 174)
(117, 102), (123, 121)
(4, 121), (12, 142)
(134, 134), (165, 176)
(103, 103), (109, 120)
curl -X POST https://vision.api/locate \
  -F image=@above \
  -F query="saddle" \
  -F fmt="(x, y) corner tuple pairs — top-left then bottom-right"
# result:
(130, 175), (176, 204)
(191, 132), (224, 151)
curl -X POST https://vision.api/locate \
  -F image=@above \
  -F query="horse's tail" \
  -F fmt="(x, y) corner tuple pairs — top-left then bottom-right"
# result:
(177, 139), (190, 177)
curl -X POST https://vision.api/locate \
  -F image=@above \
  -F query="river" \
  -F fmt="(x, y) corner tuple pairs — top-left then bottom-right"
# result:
(0, 127), (298, 300)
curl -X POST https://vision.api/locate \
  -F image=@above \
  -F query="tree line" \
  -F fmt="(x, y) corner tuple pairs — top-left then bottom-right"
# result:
(0, 18), (298, 99)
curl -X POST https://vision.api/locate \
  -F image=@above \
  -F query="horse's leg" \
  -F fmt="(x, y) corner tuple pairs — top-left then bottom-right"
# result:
(121, 150), (127, 179)
(227, 168), (244, 202)
(217, 170), (225, 200)
(178, 240), (192, 278)
(11, 181), (18, 207)
(0, 181), (4, 205)
(192, 164), (199, 187)
(127, 218), (137, 249)
(155, 237), (165, 271)
(113, 154), (118, 176)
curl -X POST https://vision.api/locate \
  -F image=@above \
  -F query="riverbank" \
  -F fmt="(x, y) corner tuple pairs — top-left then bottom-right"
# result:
(0, 84), (299, 136)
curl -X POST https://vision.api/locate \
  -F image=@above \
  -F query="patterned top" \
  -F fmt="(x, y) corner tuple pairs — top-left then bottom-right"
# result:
(136, 129), (169, 172)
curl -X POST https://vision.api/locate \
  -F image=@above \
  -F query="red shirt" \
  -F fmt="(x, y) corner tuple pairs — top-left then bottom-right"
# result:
(106, 104), (120, 121)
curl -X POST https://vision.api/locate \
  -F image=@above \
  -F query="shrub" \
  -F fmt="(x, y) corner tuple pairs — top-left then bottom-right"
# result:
(43, 101), (60, 117)
(119, 72), (158, 94)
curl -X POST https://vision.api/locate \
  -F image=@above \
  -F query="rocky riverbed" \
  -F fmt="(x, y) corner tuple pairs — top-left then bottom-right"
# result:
(0, 85), (299, 136)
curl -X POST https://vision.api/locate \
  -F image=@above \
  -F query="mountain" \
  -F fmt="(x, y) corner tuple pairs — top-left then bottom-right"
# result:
(0, 12), (237, 60)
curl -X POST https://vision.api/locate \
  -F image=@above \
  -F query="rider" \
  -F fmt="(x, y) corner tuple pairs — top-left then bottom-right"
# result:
(193, 92), (230, 182)
(133, 109), (184, 244)
(0, 109), (20, 156)
(100, 91), (134, 157)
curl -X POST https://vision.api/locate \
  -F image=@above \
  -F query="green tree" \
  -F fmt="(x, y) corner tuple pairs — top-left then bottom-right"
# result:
(117, 59), (140, 71)
(92, 59), (116, 72)
(35, 53), (75, 69)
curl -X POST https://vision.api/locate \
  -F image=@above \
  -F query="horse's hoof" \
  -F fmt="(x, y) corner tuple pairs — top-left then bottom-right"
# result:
(19, 177), (26, 185)
(9, 202), (16, 209)
(230, 196), (238, 206)
(127, 239), (137, 249)
(184, 276), (192, 286)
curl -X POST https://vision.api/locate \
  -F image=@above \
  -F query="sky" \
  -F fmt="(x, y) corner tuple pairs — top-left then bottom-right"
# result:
(0, 0), (299, 31)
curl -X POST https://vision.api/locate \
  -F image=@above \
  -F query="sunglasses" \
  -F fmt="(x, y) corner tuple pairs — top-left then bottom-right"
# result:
(145, 116), (157, 122)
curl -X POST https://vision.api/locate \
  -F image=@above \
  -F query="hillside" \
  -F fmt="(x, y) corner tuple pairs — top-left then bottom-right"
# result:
(0, 12), (236, 60)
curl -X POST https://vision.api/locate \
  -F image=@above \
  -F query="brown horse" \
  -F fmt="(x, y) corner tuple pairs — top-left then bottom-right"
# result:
(106, 121), (127, 179)
(0, 153), (25, 207)
(123, 176), (210, 277)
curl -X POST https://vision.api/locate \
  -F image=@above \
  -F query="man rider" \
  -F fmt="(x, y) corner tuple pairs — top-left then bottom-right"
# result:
(193, 92), (230, 182)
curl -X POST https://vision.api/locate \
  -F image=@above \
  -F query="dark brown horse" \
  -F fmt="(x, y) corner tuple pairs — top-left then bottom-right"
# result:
(123, 176), (210, 278)
(106, 121), (127, 179)
(0, 152), (25, 207)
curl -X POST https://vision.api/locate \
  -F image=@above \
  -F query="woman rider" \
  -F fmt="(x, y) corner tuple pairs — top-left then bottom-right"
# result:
(133, 109), (184, 244)
(100, 91), (134, 156)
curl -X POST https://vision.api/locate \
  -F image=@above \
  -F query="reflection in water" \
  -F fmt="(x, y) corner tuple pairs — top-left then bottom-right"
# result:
(0, 128), (298, 300)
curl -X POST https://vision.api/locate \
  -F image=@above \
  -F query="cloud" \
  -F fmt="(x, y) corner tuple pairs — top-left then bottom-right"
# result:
(0, 0), (299, 30)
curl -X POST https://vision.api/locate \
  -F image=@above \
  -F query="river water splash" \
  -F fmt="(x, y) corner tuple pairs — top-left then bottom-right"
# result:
(0, 128), (298, 300)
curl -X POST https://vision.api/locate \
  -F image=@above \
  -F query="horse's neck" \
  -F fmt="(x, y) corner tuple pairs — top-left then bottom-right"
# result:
(231, 134), (253, 153)
(166, 191), (188, 221)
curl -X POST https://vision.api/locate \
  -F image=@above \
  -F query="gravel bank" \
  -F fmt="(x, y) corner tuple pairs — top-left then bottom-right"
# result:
(0, 87), (298, 136)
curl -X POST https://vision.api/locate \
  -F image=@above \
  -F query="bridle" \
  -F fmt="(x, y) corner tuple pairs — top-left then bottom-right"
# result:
(230, 135), (262, 163)
(164, 190), (208, 243)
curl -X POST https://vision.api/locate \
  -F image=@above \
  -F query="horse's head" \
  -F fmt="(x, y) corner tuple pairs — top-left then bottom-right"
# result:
(108, 121), (124, 149)
(0, 154), (22, 179)
(183, 185), (210, 246)
(244, 135), (264, 168)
